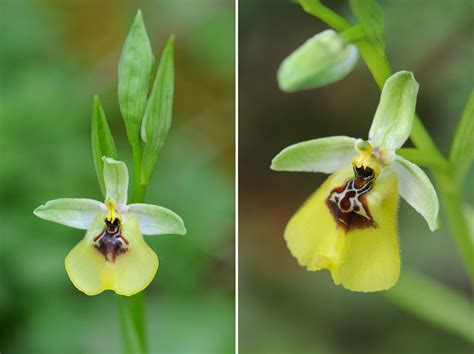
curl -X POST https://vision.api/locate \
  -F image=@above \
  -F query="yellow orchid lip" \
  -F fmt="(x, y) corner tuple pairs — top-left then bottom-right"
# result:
(65, 214), (159, 296)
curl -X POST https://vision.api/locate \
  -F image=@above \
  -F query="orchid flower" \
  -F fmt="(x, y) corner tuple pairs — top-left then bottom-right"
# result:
(34, 157), (185, 296)
(271, 71), (439, 292)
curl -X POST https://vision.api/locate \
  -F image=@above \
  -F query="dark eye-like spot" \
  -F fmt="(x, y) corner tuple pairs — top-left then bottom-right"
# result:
(354, 166), (374, 180)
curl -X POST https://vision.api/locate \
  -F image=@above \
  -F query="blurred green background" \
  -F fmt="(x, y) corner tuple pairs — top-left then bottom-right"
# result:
(0, 0), (234, 353)
(239, 1), (473, 353)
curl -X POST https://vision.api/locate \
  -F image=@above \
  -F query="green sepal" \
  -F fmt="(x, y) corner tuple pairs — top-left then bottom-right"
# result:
(369, 71), (419, 150)
(91, 96), (118, 196)
(271, 136), (357, 173)
(277, 30), (358, 92)
(118, 9), (155, 146)
(140, 35), (175, 184)
(349, 0), (385, 55)
(449, 90), (474, 185)
(393, 155), (439, 231)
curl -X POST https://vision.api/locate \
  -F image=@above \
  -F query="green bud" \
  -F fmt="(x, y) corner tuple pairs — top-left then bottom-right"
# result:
(140, 35), (175, 184)
(91, 96), (118, 196)
(277, 30), (358, 92)
(118, 10), (155, 146)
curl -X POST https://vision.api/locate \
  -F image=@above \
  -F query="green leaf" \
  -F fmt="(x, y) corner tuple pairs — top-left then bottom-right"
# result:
(271, 136), (357, 173)
(277, 30), (358, 92)
(118, 10), (155, 146)
(369, 71), (419, 150)
(349, 0), (385, 55)
(393, 155), (439, 231)
(91, 96), (118, 196)
(140, 35), (175, 184)
(449, 90), (474, 185)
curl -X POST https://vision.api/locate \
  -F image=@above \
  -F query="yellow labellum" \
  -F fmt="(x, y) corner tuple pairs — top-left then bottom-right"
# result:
(65, 214), (158, 296)
(284, 164), (400, 292)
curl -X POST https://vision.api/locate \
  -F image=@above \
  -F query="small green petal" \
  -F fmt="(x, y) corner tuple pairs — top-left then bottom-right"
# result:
(102, 157), (129, 206)
(393, 155), (439, 231)
(369, 71), (419, 150)
(277, 30), (358, 92)
(271, 136), (357, 173)
(33, 199), (104, 230)
(127, 203), (186, 236)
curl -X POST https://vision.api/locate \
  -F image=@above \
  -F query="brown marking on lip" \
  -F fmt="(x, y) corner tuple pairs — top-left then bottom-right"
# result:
(93, 219), (129, 262)
(326, 181), (377, 233)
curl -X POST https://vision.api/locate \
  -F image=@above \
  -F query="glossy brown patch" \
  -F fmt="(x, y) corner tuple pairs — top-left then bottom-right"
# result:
(93, 219), (129, 262)
(326, 177), (377, 233)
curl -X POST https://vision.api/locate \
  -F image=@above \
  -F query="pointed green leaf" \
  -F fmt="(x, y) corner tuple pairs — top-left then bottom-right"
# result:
(91, 96), (118, 196)
(118, 10), (155, 145)
(449, 90), (474, 184)
(349, 0), (385, 55)
(140, 36), (175, 184)
(369, 71), (419, 150)
(277, 30), (358, 92)
(393, 155), (439, 231)
(271, 136), (357, 173)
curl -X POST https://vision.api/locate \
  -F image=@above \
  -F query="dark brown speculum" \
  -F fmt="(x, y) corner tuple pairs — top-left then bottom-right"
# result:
(326, 166), (377, 232)
(93, 218), (129, 262)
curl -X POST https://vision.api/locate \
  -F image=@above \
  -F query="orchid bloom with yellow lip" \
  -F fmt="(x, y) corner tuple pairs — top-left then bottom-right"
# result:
(34, 157), (186, 296)
(271, 71), (439, 292)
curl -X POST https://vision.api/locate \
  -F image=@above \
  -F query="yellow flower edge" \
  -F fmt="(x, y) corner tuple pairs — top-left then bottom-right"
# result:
(284, 164), (400, 292)
(65, 215), (159, 296)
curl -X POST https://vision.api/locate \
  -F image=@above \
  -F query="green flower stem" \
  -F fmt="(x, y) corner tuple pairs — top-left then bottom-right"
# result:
(397, 148), (448, 171)
(117, 141), (149, 354)
(117, 296), (143, 354)
(340, 25), (366, 43)
(299, 0), (351, 32)
(384, 269), (474, 343)
(131, 142), (147, 203)
(435, 172), (474, 280)
(301, 0), (474, 340)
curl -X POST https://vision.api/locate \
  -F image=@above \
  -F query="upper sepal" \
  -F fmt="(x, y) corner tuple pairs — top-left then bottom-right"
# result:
(369, 71), (419, 151)
(102, 157), (129, 206)
(127, 203), (186, 236)
(271, 136), (357, 174)
(393, 155), (439, 231)
(277, 30), (358, 92)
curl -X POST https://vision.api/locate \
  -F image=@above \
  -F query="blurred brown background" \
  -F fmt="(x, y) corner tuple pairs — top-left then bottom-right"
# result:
(1, 0), (234, 353)
(238, 0), (473, 353)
